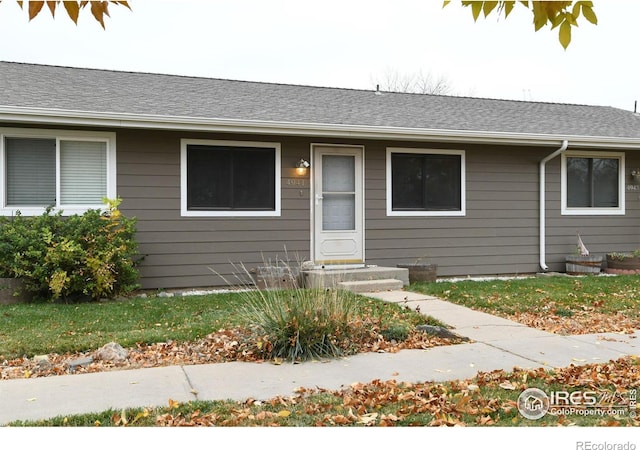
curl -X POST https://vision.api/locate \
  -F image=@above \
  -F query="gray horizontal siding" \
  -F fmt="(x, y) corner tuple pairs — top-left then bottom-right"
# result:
(112, 129), (640, 288)
(2, 123), (637, 289)
(364, 144), (640, 277)
(117, 129), (312, 289)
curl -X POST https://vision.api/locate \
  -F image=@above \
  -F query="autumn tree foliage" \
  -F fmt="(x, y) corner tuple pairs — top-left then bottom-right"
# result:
(13, 0), (131, 28)
(446, 1), (598, 49)
(11, 1), (599, 49)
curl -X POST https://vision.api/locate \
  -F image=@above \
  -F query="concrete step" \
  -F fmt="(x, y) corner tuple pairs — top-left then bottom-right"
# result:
(337, 278), (405, 293)
(301, 266), (409, 289)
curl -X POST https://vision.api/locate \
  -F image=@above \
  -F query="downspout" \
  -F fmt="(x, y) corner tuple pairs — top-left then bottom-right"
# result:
(540, 139), (569, 271)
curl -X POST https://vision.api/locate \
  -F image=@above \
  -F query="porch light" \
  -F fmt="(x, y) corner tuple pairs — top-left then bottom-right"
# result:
(295, 159), (310, 176)
(632, 169), (640, 182)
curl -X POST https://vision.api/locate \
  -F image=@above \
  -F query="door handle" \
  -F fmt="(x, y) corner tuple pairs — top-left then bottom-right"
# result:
(315, 194), (323, 206)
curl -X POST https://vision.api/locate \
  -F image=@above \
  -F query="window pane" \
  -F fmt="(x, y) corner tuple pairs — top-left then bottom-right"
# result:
(186, 145), (275, 211)
(5, 138), (56, 206)
(567, 157), (619, 208)
(593, 158), (618, 207)
(60, 140), (107, 204)
(391, 153), (461, 211)
(392, 154), (423, 209)
(187, 145), (232, 209)
(424, 154), (461, 210)
(567, 157), (591, 207)
(233, 148), (275, 209)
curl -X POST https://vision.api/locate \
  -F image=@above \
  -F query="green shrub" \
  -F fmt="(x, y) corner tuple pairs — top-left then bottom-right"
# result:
(0, 198), (140, 302)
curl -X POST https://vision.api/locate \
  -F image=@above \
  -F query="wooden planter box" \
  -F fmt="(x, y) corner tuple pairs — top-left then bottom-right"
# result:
(565, 255), (602, 275)
(605, 254), (640, 274)
(0, 278), (32, 304)
(397, 263), (438, 283)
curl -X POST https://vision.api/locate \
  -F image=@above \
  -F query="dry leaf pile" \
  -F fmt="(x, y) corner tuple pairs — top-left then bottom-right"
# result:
(504, 298), (640, 335)
(0, 327), (461, 380)
(148, 356), (639, 427)
(510, 310), (639, 335)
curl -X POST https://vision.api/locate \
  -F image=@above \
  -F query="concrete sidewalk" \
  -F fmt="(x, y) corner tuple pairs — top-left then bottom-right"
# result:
(1, 290), (638, 425)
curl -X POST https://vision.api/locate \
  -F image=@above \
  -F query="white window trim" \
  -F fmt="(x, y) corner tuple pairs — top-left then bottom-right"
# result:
(561, 151), (625, 216)
(386, 147), (466, 217)
(0, 128), (116, 216)
(180, 139), (281, 217)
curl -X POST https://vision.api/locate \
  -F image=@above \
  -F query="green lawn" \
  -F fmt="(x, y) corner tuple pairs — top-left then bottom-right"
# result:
(409, 274), (640, 319)
(3, 275), (639, 427)
(0, 289), (431, 359)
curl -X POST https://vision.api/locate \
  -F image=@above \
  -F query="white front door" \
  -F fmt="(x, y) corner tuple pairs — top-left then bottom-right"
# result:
(313, 145), (364, 265)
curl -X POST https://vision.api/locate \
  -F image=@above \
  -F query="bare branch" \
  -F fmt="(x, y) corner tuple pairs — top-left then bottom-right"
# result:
(372, 68), (455, 95)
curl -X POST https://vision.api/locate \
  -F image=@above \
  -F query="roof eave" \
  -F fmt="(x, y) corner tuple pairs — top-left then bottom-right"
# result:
(1, 106), (639, 149)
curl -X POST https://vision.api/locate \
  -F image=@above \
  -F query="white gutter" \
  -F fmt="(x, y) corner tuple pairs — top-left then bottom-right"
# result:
(2, 106), (640, 149)
(540, 139), (569, 271)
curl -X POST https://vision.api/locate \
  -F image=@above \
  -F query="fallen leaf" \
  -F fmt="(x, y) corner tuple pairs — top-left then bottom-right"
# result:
(277, 410), (291, 418)
(357, 412), (378, 425)
(499, 381), (516, 390)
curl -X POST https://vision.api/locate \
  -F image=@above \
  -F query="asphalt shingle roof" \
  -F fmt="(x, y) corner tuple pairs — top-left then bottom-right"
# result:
(1, 61), (639, 139)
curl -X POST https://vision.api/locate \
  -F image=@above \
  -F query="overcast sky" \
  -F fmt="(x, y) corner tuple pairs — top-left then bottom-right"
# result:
(1, 0), (639, 112)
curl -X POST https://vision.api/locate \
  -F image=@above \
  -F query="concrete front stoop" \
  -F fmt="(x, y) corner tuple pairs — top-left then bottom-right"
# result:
(301, 266), (409, 292)
(338, 278), (405, 293)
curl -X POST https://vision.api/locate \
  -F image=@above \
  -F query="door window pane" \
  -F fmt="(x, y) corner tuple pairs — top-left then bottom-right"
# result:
(323, 194), (355, 230)
(322, 155), (356, 230)
(322, 155), (354, 192)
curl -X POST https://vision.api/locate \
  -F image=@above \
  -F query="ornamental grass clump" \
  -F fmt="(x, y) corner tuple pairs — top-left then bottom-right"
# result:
(214, 257), (373, 362)
(238, 286), (361, 362)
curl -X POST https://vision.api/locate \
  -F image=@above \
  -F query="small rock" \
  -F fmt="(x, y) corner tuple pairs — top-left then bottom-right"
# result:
(417, 325), (469, 341)
(94, 342), (129, 362)
(158, 292), (173, 298)
(34, 355), (52, 370)
(66, 356), (94, 372)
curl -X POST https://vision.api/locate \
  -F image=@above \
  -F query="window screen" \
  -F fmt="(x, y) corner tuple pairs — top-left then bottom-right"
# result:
(391, 152), (461, 211)
(186, 145), (276, 211)
(567, 157), (619, 208)
(5, 137), (56, 206)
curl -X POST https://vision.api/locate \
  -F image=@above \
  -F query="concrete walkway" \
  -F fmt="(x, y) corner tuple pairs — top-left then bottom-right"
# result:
(1, 290), (638, 425)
